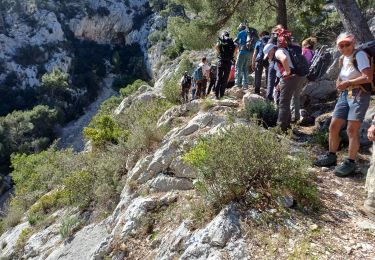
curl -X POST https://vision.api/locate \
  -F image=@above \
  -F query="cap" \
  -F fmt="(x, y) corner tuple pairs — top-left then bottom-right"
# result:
(222, 31), (229, 38)
(337, 34), (354, 45)
(263, 43), (276, 60)
(238, 23), (246, 31)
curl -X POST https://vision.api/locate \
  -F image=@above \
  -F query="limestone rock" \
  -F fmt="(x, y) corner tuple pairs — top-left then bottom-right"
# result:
(148, 174), (194, 192)
(0, 222), (30, 259)
(180, 204), (242, 259)
(45, 222), (108, 260)
(243, 93), (265, 107)
(227, 87), (245, 99)
(170, 157), (197, 179)
(301, 80), (336, 104)
(156, 222), (192, 259)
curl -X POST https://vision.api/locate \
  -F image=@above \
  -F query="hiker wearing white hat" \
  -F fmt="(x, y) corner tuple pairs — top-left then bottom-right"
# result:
(263, 42), (305, 131)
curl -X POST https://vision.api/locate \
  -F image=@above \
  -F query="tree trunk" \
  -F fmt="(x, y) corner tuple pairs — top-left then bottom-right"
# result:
(276, 0), (288, 29)
(333, 0), (374, 43)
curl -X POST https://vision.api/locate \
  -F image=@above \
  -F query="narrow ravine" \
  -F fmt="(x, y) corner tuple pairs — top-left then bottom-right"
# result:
(57, 76), (117, 152)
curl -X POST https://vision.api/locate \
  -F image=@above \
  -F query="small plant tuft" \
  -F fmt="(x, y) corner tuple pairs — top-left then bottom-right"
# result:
(242, 99), (278, 128)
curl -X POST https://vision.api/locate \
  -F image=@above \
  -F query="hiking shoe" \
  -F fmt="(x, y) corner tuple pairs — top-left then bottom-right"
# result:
(314, 152), (337, 167)
(334, 159), (356, 177)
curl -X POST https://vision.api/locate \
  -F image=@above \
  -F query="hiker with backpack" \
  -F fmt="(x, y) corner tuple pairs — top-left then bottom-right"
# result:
(180, 71), (192, 103)
(262, 30), (307, 131)
(215, 31), (235, 99)
(302, 37), (317, 65)
(193, 57), (210, 99)
(252, 31), (271, 95)
(234, 23), (253, 90)
(315, 33), (374, 177)
(207, 63), (217, 95)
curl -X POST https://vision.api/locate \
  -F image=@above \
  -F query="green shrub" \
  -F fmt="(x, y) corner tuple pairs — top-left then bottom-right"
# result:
(2, 205), (24, 229)
(162, 77), (181, 104)
(242, 99), (278, 128)
(118, 98), (172, 153)
(183, 124), (319, 210)
(27, 189), (65, 225)
(84, 115), (126, 148)
(119, 79), (148, 98)
(163, 42), (184, 60)
(63, 171), (94, 207)
(148, 30), (167, 45)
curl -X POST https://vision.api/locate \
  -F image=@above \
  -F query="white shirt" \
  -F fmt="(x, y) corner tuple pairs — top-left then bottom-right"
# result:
(275, 48), (294, 69)
(199, 62), (210, 79)
(339, 50), (370, 81)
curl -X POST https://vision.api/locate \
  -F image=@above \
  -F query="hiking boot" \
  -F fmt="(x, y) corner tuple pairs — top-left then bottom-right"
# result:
(334, 159), (356, 177)
(314, 152), (337, 167)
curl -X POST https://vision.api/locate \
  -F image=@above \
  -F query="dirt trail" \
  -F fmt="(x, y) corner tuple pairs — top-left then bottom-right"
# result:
(57, 77), (117, 152)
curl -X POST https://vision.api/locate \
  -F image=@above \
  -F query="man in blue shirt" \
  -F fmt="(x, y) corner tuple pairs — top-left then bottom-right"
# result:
(252, 31), (270, 95)
(234, 23), (251, 90)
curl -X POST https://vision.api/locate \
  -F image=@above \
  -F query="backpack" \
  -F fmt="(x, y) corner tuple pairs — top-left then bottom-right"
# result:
(245, 27), (258, 52)
(287, 45), (310, 76)
(209, 65), (217, 79)
(306, 46), (333, 82)
(193, 66), (204, 83)
(181, 75), (192, 88)
(350, 40), (375, 93)
(218, 37), (235, 60)
(256, 36), (270, 62)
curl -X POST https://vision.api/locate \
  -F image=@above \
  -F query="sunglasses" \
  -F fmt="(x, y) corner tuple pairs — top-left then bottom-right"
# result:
(338, 42), (352, 48)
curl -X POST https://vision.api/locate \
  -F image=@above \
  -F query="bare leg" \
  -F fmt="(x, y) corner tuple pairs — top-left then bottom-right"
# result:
(329, 118), (346, 153)
(347, 120), (361, 160)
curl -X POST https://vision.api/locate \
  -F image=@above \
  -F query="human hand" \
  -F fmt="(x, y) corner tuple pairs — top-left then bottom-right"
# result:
(368, 125), (375, 141)
(336, 80), (350, 91)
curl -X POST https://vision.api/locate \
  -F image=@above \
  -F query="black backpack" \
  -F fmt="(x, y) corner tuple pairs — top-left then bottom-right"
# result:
(287, 45), (309, 76)
(218, 37), (235, 61)
(209, 65), (217, 79)
(181, 75), (192, 88)
(306, 46), (333, 82)
(351, 40), (375, 93)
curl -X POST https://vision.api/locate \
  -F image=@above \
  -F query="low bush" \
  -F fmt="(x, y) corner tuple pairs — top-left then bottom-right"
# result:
(242, 99), (278, 128)
(183, 124), (319, 210)
(83, 115), (127, 148)
(148, 30), (167, 45)
(63, 171), (94, 207)
(59, 214), (79, 239)
(117, 98), (172, 154)
(119, 79), (148, 98)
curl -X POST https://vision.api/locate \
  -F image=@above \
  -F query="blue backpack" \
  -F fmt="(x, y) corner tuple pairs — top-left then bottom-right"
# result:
(193, 66), (204, 82)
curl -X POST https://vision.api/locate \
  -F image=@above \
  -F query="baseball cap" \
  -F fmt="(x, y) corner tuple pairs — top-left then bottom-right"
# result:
(263, 43), (276, 60)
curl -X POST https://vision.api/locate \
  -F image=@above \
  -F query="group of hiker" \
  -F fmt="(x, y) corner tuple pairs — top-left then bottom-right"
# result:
(179, 23), (375, 220)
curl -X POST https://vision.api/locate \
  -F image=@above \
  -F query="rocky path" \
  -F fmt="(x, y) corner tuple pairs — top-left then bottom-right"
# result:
(57, 76), (116, 152)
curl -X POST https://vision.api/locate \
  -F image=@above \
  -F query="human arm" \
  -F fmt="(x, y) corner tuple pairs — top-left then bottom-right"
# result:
(337, 51), (372, 90)
(275, 50), (291, 77)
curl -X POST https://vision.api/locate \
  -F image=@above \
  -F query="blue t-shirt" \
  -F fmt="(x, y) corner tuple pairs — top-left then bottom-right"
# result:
(237, 30), (249, 54)
(254, 36), (270, 61)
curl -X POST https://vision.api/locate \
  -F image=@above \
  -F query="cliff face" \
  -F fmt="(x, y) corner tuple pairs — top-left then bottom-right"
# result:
(0, 0), (166, 113)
